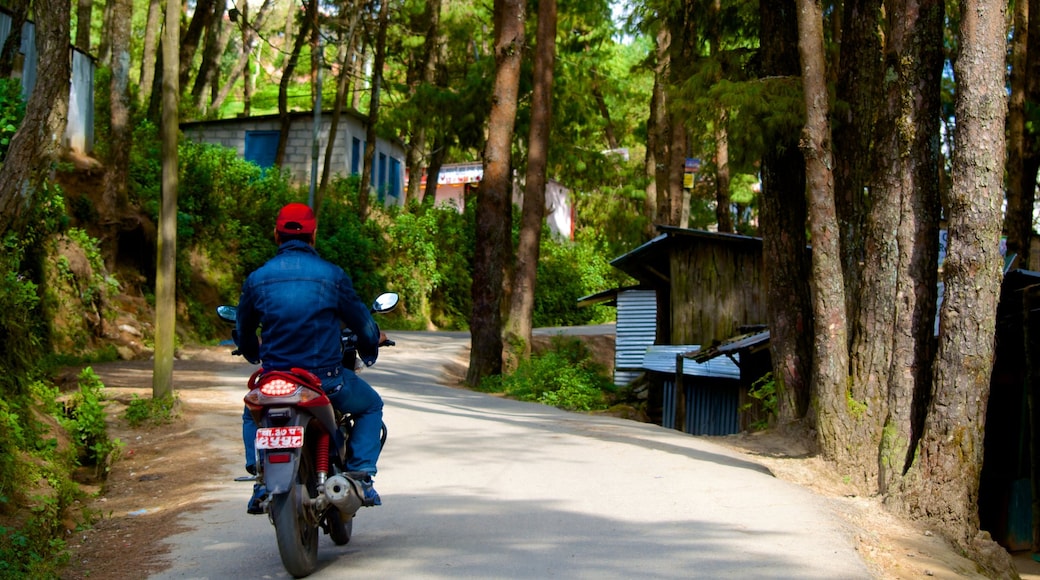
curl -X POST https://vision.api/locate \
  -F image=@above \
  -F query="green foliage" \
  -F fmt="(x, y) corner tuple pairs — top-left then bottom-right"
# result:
(481, 336), (615, 412)
(124, 394), (179, 427)
(534, 228), (620, 327)
(314, 176), (386, 302)
(381, 198), (475, 329)
(743, 372), (777, 431)
(65, 368), (122, 477)
(0, 77), (25, 161)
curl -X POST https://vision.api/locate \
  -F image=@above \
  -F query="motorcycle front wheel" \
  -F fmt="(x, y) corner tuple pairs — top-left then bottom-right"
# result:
(271, 478), (319, 577)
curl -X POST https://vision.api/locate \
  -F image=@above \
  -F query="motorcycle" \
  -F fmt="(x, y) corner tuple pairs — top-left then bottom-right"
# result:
(216, 292), (399, 578)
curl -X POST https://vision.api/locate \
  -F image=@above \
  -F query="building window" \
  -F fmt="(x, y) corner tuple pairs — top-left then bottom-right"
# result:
(351, 137), (361, 175)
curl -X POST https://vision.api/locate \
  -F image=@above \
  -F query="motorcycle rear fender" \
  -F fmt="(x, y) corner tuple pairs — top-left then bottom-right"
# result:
(262, 451), (300, 495)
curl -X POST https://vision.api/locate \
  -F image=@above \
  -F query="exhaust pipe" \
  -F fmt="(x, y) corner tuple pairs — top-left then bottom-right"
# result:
(324, 474), (363, 516)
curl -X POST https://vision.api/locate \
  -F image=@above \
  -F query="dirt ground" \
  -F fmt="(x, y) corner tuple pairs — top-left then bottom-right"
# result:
(58, 343), (1040, 580)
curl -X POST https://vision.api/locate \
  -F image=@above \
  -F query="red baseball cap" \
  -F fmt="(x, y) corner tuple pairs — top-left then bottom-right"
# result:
(276, 203), (316, 234)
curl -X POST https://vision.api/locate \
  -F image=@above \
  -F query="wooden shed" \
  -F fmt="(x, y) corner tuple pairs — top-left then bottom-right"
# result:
(610, 226), (768, 346)
(602, 226), (771, 435)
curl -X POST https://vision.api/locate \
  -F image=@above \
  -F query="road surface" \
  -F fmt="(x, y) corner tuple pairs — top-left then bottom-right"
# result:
(146, 330), (871, 579)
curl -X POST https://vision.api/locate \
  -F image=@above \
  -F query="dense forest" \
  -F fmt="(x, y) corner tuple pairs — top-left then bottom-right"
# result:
(0, 0), (1035, 576)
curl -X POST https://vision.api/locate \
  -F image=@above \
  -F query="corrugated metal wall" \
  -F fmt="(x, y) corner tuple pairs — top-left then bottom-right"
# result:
(0, 14), (94, 153)
(614, 289), (656, 386)
(661, 377), (741, 436)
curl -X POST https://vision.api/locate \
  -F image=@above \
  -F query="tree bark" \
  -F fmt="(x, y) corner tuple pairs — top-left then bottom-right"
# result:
(275, 3), (312, 168)
(466, 0), (525, 388)
(759, 0), (813, 425)
(404, 0), (442, 207)
(179, 0), (217, 92)
(191, 0), (231, 112)
(1005, 0), (1032, 270)
(860, 0), (943, 495)
(796, 0), (851, 461)
(102, 0), (133, 216)
(832, 0), (883, 321)
(137, 0), (162, 108)
(0, 0), (70, 236)
(359, 0), (391, 219)
(210, 0), (275, 113)
(651, 25), (672, 226)
(900, 0), (1012, 567)
(75, 0), (93, 51)
(710, 0), (732, 233)
(504, 0), (555, 371)
(318, 2), (362, 210)
(153, 0), (180, 401)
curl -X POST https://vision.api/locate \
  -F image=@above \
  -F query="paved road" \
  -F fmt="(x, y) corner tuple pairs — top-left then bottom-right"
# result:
(147, 330), (871, 579)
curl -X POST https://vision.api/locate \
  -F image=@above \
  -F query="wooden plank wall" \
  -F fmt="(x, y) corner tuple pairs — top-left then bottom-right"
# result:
(669, 240), (766, 345)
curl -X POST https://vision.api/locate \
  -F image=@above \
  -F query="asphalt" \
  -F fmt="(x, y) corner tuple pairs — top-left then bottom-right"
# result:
(147, 330), (871, 579)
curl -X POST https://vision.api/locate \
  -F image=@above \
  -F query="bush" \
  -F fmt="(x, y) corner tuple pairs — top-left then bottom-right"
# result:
(534, 228), (619, 327)
(483, 336), (615, 412)
(64, 368), (122, 478)
(124, 393), (179, 427)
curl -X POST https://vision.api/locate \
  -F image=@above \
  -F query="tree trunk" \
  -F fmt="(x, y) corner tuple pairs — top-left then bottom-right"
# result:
(138, 0), (162, 107)
(758, 0), (813, 425)
(504, 0), (555, 372)
(153, 0), (180, 401)
(466, 0), (525, 388)
(861, 0), (943, 495)
(832, 0), (883, 322)
(1005, 0), (1032, 270)
(404, 0), (442, 207)
(102, 0), (133, 217)
(76, 0), (93, 51)
(275, 3), (312, 168)
(423, 134), (446, 205)
(713, 110), (732, 232)
(210, 0), (275, 113)
(0, 0), (28, 78)
(179, 0), (217, 92)
(359, 0), (391, 219)
(900, 0), (1012, 568)
(643, 93), (658, 239)
(318, 3), (362, 210)
(710, 0), (732, 233)
(796, 0), (851, 460)
(652, 25), (672, 226)
(191, 0), (230, 112)
(0, 0), (70, 235)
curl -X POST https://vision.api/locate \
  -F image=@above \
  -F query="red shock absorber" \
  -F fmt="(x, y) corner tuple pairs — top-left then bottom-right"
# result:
(316, 432), (330, 478)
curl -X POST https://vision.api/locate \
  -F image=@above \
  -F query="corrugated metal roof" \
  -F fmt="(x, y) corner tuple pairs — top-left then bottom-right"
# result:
(643, 345), (741, 380)
(688, 330), (770, 363)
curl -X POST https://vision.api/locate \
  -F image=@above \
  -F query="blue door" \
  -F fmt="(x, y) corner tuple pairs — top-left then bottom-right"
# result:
(244, 131), (280, 168)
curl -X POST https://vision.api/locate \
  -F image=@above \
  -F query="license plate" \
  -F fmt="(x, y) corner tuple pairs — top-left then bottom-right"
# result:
(256, 426), (304, 450)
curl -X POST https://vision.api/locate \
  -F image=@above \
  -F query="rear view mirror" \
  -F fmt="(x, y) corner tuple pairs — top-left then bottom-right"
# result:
(216, 305), (238, 323)
(372, 292), (400, 313)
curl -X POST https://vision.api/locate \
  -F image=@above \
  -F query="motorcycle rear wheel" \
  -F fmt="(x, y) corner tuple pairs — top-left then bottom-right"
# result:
(326, 507), (352, 545)
(271, 480), (319, 577)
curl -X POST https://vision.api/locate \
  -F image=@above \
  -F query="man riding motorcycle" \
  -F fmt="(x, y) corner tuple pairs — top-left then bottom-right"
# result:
(236, 202), (386, 513)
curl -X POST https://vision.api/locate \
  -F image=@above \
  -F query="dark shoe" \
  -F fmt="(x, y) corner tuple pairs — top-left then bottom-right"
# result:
(360, 477), (381, 507)
(247, 483), (267, 514)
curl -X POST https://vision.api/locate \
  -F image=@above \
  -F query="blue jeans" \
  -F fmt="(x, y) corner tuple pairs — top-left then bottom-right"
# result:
(242, 368), (384, 477)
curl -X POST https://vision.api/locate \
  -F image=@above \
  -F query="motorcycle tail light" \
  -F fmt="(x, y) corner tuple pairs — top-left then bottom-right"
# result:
(268, 452), (292, 464)
(259, 378), (301, 397)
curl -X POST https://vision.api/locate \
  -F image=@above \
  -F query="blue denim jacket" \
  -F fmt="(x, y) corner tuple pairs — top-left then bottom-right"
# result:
(236, 240), (381, 371)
